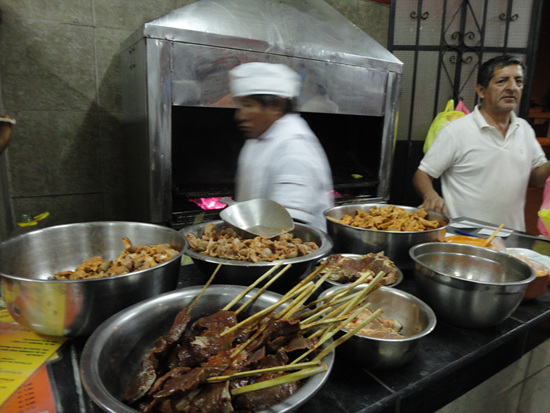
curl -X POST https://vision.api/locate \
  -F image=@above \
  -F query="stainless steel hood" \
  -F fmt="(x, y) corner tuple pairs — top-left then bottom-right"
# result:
(120, 0), (402, 224)
(124, 0), (402, 71)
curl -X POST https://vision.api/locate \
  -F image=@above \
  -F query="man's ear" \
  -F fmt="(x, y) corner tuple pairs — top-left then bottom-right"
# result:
(475, 84), (485, 100)
(268, 98), (285, 118)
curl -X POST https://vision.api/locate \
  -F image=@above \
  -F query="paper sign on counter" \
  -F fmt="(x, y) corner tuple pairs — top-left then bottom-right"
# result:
(0, 362), (57, 413)
(0, 322), (66, 406)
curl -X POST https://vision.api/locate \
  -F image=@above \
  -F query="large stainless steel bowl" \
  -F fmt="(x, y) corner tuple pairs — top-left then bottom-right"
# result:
(324, 203), (449, 269)
(181, 221), (333, 292)
(318, 285), (436, 369)
(409, 242), (536, 328)
(80, 285), (335, 413)
(0, 221), (184, 337)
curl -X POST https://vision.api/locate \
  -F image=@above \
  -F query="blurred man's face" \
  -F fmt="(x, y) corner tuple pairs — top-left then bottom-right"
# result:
(233, 97), (280, 139)
(476, 64), (524, 115)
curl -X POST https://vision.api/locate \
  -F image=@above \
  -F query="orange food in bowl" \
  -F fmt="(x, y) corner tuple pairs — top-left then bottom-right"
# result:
(445, 235), (494, 249)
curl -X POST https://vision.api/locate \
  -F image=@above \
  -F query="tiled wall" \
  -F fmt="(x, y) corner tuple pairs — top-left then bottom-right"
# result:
(436, 338), (550, 413)
(0, 0), (390, 233)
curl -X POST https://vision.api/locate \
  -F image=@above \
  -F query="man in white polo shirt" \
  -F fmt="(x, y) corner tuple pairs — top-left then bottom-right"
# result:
(229, 62), (334, 231)
(413, 55), (550, 231)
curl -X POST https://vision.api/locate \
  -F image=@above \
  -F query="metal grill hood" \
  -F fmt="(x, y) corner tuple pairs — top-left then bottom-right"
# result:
(119, 0), (403, 223)
(124, 0), (402, 74)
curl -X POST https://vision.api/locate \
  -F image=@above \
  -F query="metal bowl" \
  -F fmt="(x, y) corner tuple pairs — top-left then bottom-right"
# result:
(310, 253), (404, 289)
(324, 203), (449, 270)
(318, 285), (436, 369)
(0, 221), (184, 337)
(181, 221), (333, 292)
(409, 242), (536, 328)
(80, 285), (335, 413)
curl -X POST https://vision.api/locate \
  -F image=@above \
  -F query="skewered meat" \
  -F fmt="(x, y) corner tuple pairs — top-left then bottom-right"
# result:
(124, 310), (319, 413)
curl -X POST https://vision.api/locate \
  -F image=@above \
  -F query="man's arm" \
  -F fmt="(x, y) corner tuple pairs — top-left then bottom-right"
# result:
(412, 169), (449, 215)
(529, 160), (550, 188)
(0, 116), (15, 154)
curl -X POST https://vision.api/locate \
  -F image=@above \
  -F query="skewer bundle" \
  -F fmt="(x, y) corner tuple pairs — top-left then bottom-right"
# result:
(123, 261), (387, 412)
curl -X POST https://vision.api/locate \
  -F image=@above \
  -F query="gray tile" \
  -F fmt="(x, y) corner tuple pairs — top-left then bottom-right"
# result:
(527, 339), (550, 376)
(7, 111), (102, 196)
(321, 0), (390, 48)
(355, 1), (390, 48)
(436, 380), (522, 413)
(436, 357), (528, 413)
(93, 0), (178, 30)
(96, 28), (129, 113)
(518, 364), (550, 413)
(11, 193), (106, 230)
(0, 0), (93, 25)
(98, 112), (129, 220)
(0, 19), (96, 111)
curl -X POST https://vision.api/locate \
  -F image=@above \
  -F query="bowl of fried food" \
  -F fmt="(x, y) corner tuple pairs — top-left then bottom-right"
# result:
(0, 221), (184, 337)
(324, 204), (449, 269)
(409, 242), (536, 328)
(80, 284), (337, 413)
(311, 252), (403, 289)
(317, 284), (436, 369)
(181, 220), (333, 292)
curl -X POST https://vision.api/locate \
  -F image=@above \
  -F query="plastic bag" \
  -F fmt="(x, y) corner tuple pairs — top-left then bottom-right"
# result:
(423, 99), (466, 153)
(537, 176), (550, 237)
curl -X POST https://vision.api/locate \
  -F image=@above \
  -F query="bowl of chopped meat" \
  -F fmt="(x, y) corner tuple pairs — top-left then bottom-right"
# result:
(0, 221), (185, 337)
(310, 253), (403, 289)
(318, 284), (436, 369)
(181, 221), (333, 293)
(80, 284), (335, 413)
(324, 203), (449, 269)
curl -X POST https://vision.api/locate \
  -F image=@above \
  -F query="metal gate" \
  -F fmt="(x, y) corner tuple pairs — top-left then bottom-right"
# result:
(387, 0), (545, 205)
(389, 0), (544, 143)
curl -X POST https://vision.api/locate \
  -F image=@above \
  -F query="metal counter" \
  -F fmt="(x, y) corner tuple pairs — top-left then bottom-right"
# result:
(37, 222), (550, 412)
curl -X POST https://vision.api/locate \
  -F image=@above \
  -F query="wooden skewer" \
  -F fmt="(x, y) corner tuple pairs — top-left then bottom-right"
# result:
(207, 361), (321, 383)
(222, 262), (284, 311)
(187, 263), (222, 314)
(483, 223), (504, 247)
(230, 365), (328, 396)
(234, 264), (292, 316)
(313, 308), (384, 362)
(220, 282), (310, 337)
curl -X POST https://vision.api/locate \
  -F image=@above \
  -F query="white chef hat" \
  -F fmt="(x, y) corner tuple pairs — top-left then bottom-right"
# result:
(229, 62), (301, 98)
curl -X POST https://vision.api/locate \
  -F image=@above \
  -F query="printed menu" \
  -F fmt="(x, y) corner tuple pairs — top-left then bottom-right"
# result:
(0, 306), (66, 411)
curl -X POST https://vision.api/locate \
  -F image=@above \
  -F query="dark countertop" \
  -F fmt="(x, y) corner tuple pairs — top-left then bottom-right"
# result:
(46, 221), (550, 413)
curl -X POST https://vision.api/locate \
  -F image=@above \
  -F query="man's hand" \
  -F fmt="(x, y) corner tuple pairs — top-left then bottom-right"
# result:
(412, 169), (449, 215)
(418, 193), (449, 216)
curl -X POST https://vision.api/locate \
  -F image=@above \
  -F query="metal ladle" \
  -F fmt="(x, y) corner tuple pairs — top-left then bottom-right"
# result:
(219, 197), (295, 238)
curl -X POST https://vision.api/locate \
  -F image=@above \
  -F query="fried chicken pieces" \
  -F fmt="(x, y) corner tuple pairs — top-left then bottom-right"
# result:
(337, 205), (440, 231)
(53, 238), (179, 280)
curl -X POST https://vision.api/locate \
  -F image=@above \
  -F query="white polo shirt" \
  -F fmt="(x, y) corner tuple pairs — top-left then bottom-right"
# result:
(419, 105), (547, 231)
(235, 113), (334, 231)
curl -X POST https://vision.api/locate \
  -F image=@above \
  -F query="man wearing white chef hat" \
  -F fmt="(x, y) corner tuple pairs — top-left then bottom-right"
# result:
(229, 62), (334, 231)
